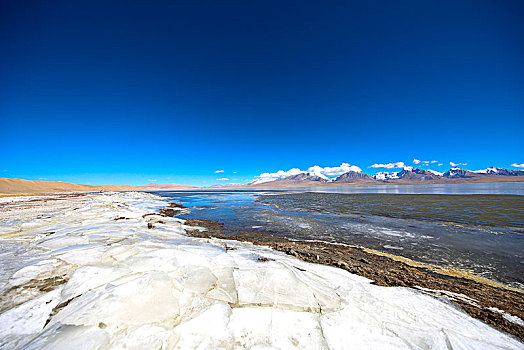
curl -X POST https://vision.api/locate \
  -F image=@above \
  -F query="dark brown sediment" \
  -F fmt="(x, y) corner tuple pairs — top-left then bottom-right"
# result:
(177, 217), (524, 340)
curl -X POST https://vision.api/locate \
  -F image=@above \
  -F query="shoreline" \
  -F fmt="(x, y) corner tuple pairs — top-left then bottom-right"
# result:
(1, 177), (524, 195)
(215, 178), (524, 190)
(158, 204), (524, 340)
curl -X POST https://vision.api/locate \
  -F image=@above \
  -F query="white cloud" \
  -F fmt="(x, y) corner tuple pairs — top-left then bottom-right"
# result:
(148, 179), (157, 182)
(216, 177), (230, 181)
(370, 162), (405, 169)
(511, 163), (524, 168)
(307, 163), (362, 176)
(233, 171), (237, 174)
(252, 163), (362, 184)
(414, 159), (438, 166)
(438, 163), (443, 166)
(306, 166), (330, 180)
(215, 170), (224, 173)
(252, 168), (305, 184)
(450, 162), (467, 167)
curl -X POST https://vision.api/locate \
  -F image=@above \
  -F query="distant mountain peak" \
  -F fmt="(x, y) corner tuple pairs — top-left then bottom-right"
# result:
(333, 171), (373, 183)
(443, 168), (474, 178)
(471, 167), (524, 176)
(285, 172), (330, 183)
(373, 172), (400, 181)
(248, 171), (329, 186)
(248, 165), (524, 187)
(397, 167), (442, 181)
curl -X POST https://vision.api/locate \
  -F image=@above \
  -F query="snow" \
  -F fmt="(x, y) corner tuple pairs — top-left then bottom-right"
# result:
(472, 167), (499, 174)
(427, 169), (444, 176)
(488, 307), (524, 327)
(0, 192), (522, 349)
(307, 168), (331, 181)
(373, 172), (400, 180)
(445, 168), (465, 177)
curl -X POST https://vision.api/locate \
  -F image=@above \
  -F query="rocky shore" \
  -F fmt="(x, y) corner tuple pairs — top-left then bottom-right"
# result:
(155, 202), (524, 340)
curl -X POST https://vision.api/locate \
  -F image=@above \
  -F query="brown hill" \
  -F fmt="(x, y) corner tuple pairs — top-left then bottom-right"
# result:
(333, 171), (375, 183)
(0, 178), (137, 195)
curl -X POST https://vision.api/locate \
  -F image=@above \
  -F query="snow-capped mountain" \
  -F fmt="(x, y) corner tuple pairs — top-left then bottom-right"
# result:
(248, 169), (306, 185)
(248, 171), (329, 186)
(372, 166), (524, 181)
(443, 167), (476, 178)
(426, 169), (444, 176)
(471, 167), (499, 174)
(247, 166), (524, 187)
(285, 173), (330, 183)
(305, 170), (330, 181)
(471, 167), (524, 176)
(397, 167), (442, 181)
(373, 167), (443, 181)
(249, 177), (280, 185)
(373, 172), (400, 181)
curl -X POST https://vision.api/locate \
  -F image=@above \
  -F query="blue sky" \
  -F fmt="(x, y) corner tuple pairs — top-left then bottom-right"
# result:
(1, 0), (523, 186)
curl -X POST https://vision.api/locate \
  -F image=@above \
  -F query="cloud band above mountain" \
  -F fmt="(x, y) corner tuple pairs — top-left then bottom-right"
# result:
(252, 163), (362, 184)
(308, 163), (362, 176)
(450, 162), (467, 167)
(370, 162), (405, 169)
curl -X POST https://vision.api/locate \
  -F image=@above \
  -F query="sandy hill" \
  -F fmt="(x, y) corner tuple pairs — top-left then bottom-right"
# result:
(0, 178), (199, 195)
(0, 178), (137, 195)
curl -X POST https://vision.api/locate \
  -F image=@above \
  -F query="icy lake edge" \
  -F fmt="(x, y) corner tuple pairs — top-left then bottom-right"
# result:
(0, 192), (522, 348)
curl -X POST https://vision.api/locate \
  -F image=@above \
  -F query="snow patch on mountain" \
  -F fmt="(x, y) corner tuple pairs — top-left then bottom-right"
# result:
(472, 167), (498, 174)
(427, 169), (444, 176)
(374, 172), (400, 180)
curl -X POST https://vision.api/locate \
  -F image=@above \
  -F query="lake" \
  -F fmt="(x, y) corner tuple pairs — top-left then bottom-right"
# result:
(152, 182), (524, 289)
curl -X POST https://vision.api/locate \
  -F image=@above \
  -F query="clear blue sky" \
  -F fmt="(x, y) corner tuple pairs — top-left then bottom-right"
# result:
(1, 0), (523, 186)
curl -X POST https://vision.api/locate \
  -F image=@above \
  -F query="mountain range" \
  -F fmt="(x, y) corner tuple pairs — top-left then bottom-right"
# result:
(1, 166), (523, 194)
(244, 167), (524, 188)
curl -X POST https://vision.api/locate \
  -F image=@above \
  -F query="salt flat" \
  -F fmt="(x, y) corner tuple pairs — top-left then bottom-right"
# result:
(0, 192), (521, 349)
